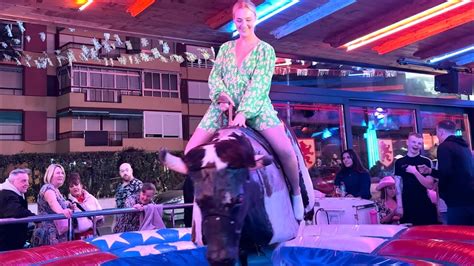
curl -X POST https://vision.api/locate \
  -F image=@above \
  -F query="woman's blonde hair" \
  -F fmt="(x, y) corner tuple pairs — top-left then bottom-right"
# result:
(44, 164), (65, 184)
(232, 0), (257, 18)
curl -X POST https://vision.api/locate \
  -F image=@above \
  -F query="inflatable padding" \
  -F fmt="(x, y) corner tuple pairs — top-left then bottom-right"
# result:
(273, 246), (409, 266)
(40, 252), (117, 266)
(397, 225), (474, 242)
(102, 247), (208, 266)
(377, 239), (474, 265)
(0, 240), (98, 265)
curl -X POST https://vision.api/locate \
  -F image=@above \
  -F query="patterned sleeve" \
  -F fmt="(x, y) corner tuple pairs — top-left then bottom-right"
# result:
(39, 184), (56, 196)
(124, 194), (138, 208)
(208, 43), (228, 104)
(237, 44), (276, 119)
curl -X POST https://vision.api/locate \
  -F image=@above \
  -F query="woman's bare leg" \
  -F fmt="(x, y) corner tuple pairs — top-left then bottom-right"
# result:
(260, 124), (304, 220)
(185, 128), (214, 154)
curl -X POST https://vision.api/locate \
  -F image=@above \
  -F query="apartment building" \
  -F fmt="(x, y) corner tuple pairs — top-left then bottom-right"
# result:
(0, 22), (214, 155)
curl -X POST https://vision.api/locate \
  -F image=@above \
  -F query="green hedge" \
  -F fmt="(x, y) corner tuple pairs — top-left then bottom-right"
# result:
(0, 148), (185, 203)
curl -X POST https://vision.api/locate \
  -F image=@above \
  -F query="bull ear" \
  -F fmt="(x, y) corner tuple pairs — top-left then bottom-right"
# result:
(250, 154), (273, 170)
(158, 149), (188, 174)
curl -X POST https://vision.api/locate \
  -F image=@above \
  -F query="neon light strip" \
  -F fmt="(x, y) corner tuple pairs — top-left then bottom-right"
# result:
(428, 45), (474, 63)
(455, 53), (474, 65)
(343, 0), (470, 51)
(127, 0), (156, 17)
(78, 0), (93, 11)
(373, 9), (474, 54)
(230, 0), (300, 37)
(365, 121), (379, 169)
(271, 0), (356, 39)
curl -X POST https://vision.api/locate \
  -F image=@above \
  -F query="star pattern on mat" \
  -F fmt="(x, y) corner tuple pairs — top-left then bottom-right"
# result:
(140, 230), (166, 242)
(90, 233), (130, 249)
(124, 244), (162, 256)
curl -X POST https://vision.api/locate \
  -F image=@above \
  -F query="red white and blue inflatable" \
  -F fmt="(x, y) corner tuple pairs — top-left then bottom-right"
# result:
(1, 225), (473, 265)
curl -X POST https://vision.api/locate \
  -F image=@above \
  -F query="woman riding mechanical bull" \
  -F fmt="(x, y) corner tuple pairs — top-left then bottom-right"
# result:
(161, 0), (314, 265)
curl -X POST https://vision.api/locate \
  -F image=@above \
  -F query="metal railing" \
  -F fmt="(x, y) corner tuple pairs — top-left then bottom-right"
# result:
(60, 87), (142, 103)
(58, 131), (143, 146)
(0, 203), (193, 241)
(186, 60), (214, 69)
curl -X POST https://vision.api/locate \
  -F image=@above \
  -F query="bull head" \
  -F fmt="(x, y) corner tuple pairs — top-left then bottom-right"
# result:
(159, 132), (272, 265)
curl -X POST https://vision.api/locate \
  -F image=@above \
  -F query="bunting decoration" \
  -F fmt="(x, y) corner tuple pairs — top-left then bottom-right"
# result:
(0, 20), (216, 69)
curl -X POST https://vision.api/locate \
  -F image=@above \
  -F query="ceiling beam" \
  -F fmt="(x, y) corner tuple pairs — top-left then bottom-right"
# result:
(414, 35), (474, 59)
(323, 0), (443, 48)
(271, 0), (355, 39)
(205, 0), (265, 30)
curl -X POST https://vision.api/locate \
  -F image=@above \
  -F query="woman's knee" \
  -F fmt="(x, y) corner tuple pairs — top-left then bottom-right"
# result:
(185, 128), (213, 154)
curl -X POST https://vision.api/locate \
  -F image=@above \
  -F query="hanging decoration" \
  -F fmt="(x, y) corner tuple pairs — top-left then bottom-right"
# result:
(0, 20), (219, 69)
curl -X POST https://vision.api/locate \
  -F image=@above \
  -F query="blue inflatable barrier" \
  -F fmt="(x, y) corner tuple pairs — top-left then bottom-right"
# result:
(103, 247), (209, 266)
(87, 228), (193, 252)
(273, 246), (410, 265)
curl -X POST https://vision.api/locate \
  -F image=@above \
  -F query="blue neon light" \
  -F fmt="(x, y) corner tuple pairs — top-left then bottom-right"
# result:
(455, 53), (474, 65)
(220, 0), (300, 36)
(428, 45), (474, 64)
(271, 0), (356, 39)
(365, 121), (379, 169)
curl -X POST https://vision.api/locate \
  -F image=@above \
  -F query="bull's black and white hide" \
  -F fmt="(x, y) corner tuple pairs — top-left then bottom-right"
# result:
(160, 127), (314, 266)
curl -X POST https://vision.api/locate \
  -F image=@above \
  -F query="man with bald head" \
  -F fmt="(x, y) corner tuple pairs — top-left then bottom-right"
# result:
(113, 163), (143, 233)
(115, 163), (143, 209)
(0, 168), (36, 251)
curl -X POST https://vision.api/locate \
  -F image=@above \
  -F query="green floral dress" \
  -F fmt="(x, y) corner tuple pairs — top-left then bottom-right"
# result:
(198, 40), (281, 132)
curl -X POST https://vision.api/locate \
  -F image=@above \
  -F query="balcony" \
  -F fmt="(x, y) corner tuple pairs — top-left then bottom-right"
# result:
(57, 90), (182, 112)
(59, 131), (142, 146)
(67, 87), (142, 103)
(56, 132), (184, 152)
(186, 60), (214, 69)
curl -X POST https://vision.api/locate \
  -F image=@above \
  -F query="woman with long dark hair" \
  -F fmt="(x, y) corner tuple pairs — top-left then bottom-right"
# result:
(334, 149), (371, 199)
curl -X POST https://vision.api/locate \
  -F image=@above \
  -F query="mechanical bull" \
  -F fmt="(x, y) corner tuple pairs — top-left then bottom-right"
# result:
(160, 127), (314, 265)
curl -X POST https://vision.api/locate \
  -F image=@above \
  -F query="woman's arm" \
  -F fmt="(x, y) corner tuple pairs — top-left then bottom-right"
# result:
(236, 45), (276, 120)
(380, 209), (395, 224)
(44, 189), (72, 218)
(359, 172), (372, 200)
(209, 43), (228, 104)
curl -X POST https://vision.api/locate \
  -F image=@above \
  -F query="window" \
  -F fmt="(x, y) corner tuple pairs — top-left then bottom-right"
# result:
(350, 106), (417, 178)
(143, 71), (180, 98)
(188, 116), (202, 138)
(47, 118), (56, 141)
(72, 117), (101, 131)
(0, 111), (22, 140)
(421, 111), (471, 161)
(70, 66), (141, 91)
(144, 111), (182, 138)
(62, 65), (142, 102)
(0, 66), (22, 95)
(274, 103), (345, 180)
(187, 81), (210, 103)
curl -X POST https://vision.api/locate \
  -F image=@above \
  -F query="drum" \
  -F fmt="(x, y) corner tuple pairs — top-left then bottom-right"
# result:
(313, 198), (378, 225)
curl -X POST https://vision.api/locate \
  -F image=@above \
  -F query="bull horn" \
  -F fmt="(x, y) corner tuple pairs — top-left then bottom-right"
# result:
(158, 148), (188, 174)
